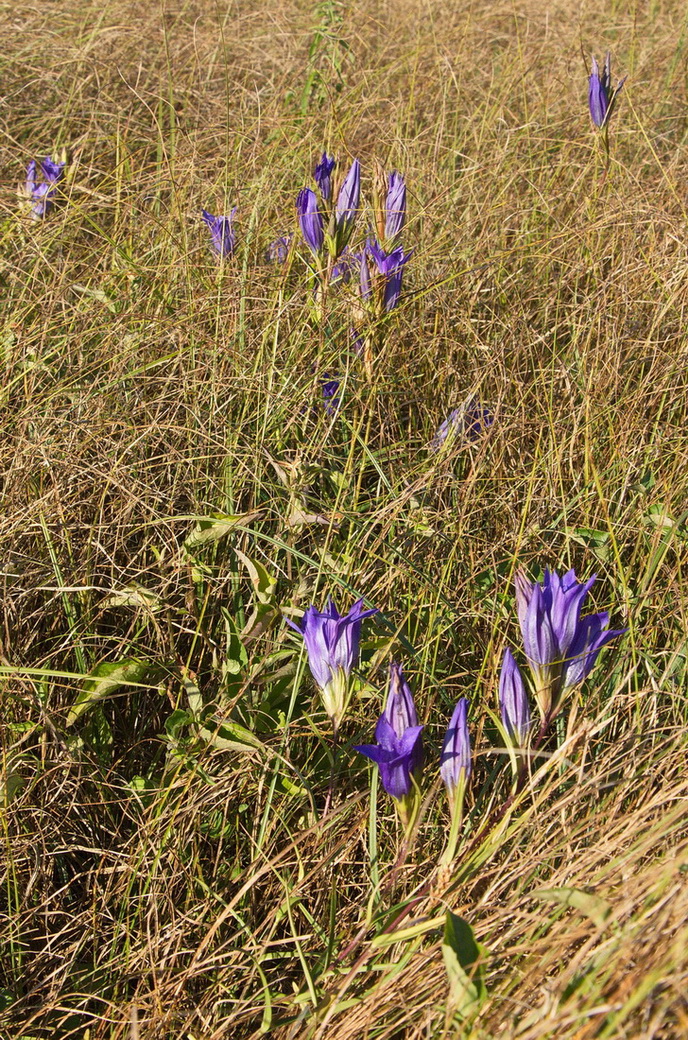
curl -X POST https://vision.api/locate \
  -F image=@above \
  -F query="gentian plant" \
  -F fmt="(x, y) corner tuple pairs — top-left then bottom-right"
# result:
(431, 396), (493, 452)
(287, 597), (378, 734)
(25, 156), (65, 219)
(355, 662), (424, 828)
(296, 188), (324, 256)
(498, 647), (531, 748)
(588, 52), (625, 129)
(439, 697), (471, 861)
(314, 152), (336, 201)
(384, 171), (406, 243)
(202, 208), (237, 257)
(265, 234), (292, 263)
(514, 567), (626, 725)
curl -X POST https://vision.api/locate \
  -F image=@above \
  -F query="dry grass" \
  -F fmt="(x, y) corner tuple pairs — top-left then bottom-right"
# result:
(1, 0), (688, 1036)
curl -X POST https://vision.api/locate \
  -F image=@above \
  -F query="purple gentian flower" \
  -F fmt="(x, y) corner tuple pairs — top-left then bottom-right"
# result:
(465, 403), (494, 440)
(431, 396), (493, 451)
(560, 611), (625, 692)
(432, 408), (461, 450)
(367, 238), (413, 311)
(314, 152), (336, 201)
(25, 156), (65, 218)
(440, 697), (471, 796)
(355, 662), (424, 800)
(334, 158), (360, 246)
(385, 171), (406, 241)
(499, 648), (531, 745)
(589, 53), (625, 129)
(514, 568), (626, 718)
(265, 234), (292, 263)
(296, 188), (324, 255)
(321, 375), (341, 416)
(286, 597), (377, 730)
(202, 208), (237, 257)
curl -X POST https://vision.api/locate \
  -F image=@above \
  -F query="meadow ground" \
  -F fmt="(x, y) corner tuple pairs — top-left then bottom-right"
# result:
(1, 0), (688, 1036)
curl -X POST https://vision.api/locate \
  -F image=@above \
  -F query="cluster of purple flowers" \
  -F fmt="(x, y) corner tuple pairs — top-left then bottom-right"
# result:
(26, 55), (622, 237)
(286, 598), (470, 810)
(288, 567), (625, 816)
(499, 568), (627, 739)
(354, 665), (471, 819)
(292, 152), (413, 314)
(296, 152), (362, 261)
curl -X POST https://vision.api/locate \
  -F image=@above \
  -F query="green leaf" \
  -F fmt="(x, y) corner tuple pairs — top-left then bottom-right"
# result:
(72, 283), (118, 313)
(183, 677), (204, 718)
(164, 708), (193, 741)
(235, 549), (277, 604)
(199, 718), (263, 752)
(100, 585), (162, 611)
(442, 911), (488, 1019)
(567, 526), (610, 561)
(532, 887), (612, 929)
(221, 608), (249, 673)
(67, 658), (161, 726)
(183, 512), (260, 552)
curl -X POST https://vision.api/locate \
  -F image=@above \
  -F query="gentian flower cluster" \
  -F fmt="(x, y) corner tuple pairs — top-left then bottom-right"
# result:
(501, 567), (627, 733)
(359, 171), (412, 314)
(286, 597), (377, 733)
(296, 153), (361, 262)
(202, 208), (238, 258)
(588, 52), (625, 129)
(354, 662), (472, 826)
(25, 156), (65, 219)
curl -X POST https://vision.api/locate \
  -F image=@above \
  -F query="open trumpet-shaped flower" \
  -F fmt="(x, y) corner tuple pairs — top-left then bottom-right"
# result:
(286, 597), (377, 731)
(25, 156), (65, 218)
(589, 52), (625, 129)
(515, 567), (626, 720)
(355, 662), (423, 801)
(367, 238), (413, 311)
(202, 208), (237, 257)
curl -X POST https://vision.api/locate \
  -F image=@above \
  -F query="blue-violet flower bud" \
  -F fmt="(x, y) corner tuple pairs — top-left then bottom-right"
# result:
(440, 697), (471, 796)
(499, 648), (531, 745)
